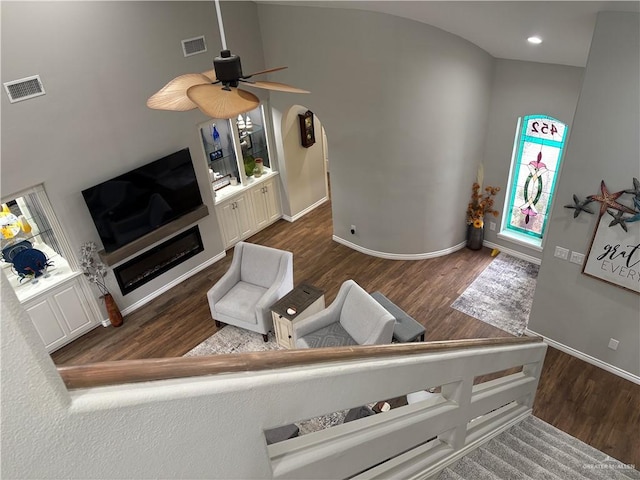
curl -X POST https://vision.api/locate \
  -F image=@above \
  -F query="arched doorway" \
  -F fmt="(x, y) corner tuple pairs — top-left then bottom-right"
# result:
(279, 105), (329, 221)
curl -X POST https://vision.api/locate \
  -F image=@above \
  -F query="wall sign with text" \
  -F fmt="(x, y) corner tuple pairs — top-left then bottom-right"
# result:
(582, 180), (640, 294)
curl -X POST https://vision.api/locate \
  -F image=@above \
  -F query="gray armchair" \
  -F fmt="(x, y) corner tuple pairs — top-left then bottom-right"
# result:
(293, 280), (395, 348)
(207, 241), (293, 341)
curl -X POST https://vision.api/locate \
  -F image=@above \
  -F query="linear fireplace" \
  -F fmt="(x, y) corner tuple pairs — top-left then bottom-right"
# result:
(114, 226), (204, 295)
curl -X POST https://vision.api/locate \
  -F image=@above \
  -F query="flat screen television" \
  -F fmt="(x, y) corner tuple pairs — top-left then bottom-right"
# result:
(82, 148), (204, 253)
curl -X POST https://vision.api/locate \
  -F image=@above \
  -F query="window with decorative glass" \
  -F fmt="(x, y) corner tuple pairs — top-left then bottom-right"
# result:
(501, 114), (568, 247)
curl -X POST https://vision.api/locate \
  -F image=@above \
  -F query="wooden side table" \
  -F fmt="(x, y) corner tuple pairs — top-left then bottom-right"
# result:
(271, 283), (325, 349)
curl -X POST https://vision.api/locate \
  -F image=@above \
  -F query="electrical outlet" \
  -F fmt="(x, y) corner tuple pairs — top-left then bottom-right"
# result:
(570, 251), (585, 265)
(608, 338), (619, 350)
(554, 246), (569, 260)
(489, 222), (496, 231)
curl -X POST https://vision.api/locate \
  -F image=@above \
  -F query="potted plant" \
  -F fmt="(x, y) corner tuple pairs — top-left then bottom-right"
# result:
(466, 182), (500, 250)
(79, 242), (123, 327)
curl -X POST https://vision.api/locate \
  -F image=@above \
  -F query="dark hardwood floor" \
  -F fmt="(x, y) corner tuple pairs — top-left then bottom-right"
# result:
(52, 193), (639, 468)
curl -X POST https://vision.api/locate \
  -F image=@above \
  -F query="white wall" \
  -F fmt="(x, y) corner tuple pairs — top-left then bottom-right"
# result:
(528, 12), (640, 377)
(481, 59), (584, 259)
(257, 3), (494, 256)
(0, 1), (265, 310)
(278, 105), (328, 220)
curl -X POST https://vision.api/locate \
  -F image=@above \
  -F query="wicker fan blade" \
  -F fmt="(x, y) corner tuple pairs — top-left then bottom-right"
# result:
(147, 73), (211, 111)
(186, 85), (260, 119)
(243, 81), (309, 94)
(242, 66), (288, 79)
(201, 69), (217, 82)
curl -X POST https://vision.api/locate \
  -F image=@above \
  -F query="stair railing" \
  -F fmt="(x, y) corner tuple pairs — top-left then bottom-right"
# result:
(58, 336), (546, 479)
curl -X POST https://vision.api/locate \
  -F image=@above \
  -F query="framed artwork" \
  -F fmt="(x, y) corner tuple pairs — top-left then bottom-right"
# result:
(298, 110), (315, 148)
(583, 214), (640, 294)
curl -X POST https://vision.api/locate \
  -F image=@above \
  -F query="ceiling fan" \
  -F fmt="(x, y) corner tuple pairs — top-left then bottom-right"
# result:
(147, 0), (308, 119)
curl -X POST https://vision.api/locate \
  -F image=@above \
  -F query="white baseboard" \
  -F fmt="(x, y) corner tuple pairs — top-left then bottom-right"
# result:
(483, 240), (542, 265)
(120, 250), (227, 317)
(526, 328), (640, 385)
(281, 196), (328, 222)
(332, 236), (466, 260)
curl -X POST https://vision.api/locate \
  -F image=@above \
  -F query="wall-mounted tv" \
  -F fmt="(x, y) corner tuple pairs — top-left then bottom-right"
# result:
(82, 148), (204, 253)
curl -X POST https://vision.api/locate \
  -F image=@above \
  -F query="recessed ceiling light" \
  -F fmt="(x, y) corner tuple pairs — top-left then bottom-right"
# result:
(528, 36), (543, 44)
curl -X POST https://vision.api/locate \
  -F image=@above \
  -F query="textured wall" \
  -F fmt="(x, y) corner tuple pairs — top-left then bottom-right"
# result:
(528, 12), (640, 377)
(257, 3), (494, 255)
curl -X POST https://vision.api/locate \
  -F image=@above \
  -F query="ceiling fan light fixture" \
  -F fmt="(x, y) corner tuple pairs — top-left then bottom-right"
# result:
(527, 36), (543, 44)
(214, 50), (243, 86)
(146, 0), (308, 119)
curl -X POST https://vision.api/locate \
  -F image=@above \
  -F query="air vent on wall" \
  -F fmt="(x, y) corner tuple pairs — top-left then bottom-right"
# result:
(4, 75), (46, 103)
(181, 36), (207, 57)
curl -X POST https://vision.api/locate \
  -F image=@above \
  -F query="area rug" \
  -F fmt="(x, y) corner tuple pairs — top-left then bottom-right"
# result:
(451, 254), (539, 336)
(184, 325), (349, 436)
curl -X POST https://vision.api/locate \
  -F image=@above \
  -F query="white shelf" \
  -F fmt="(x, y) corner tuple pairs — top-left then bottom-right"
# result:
(213, 168), (279, 205)
(2, 242), (80, 303)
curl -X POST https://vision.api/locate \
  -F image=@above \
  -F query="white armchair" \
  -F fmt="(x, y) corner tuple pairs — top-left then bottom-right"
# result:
(293, 280), (395, 348)
(207, 241), (293, 341)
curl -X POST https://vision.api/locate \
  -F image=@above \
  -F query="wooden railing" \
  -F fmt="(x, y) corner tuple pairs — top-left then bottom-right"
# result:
(57, 336), (541, 389)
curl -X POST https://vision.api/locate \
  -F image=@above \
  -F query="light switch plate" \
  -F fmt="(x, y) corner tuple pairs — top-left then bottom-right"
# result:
(554, 246), (569, 260)
(570, 252), (585, 265)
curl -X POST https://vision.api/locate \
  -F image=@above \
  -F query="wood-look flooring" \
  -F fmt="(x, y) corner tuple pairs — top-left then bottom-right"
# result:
(52, 194), (639, 468)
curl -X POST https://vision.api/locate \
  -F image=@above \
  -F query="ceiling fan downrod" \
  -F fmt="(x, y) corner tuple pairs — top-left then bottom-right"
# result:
(214, 0), (227, 50)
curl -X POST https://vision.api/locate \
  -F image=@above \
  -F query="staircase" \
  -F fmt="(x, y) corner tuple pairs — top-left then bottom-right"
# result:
(438, 415), (639, 480)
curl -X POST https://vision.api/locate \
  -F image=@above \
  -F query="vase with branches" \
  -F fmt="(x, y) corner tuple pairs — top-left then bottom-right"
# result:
(465, 172), (501, 250)
(466, 182), (501, 229)
(79, 242), (123, 327)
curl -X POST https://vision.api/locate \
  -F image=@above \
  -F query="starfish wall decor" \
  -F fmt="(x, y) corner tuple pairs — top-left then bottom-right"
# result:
(567, 178), (640, 231)
(606, 209), (629, 232)
(564, 194), (594, 218)
(587, 180), (636, 217)
(624, 177), (640, 198)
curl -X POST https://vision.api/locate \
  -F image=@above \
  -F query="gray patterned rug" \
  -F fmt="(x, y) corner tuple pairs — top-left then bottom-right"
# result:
(451, 254), (539, 336)
(184, 325), (349, 436)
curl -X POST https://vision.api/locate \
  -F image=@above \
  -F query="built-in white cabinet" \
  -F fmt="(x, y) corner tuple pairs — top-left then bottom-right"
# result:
(251, 177), (281, 230)
(1, 184), (102, 352)
(197, 103), (283, 250)
(24, 276), (98, 352)
(217, 192), (255, 249)
(215, 173), (282, 249)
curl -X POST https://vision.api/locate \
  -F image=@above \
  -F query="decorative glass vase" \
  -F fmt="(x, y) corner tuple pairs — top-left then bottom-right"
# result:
(466, 224), (484, 250)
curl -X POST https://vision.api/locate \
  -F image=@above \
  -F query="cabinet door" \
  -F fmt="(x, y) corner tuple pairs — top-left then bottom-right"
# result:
(24, 279), (99, 352)
(234, 194), (255, 240)
(25, 299), (67, 349)
(263, 179), (282, 222)
(52, 283), (95, 335)
(273, 313), (294, 349)
(251, 185), (270, 230)
(217, 199), (241, 248)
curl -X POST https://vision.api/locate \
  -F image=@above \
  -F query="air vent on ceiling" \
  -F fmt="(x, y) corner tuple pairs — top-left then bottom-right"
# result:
(4, 75), (46, 103)
(182, 36), (207, 57)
